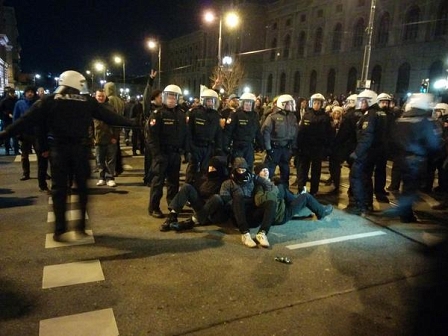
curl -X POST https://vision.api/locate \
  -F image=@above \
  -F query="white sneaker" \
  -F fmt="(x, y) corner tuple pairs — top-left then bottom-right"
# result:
(241, 232), (257, 248)
(256, 231), (270, 248)
(96, 179), (106, 186)
(106, 180), (117, 187)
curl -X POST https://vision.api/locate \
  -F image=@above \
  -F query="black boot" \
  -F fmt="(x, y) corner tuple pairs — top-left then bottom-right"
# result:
(160, 212), (177, 232)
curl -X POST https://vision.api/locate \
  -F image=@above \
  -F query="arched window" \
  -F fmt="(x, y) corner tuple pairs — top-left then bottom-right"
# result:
(396, 63), (411, 94)
(428, 60), (444, 83)
(377, 12), (390, 46)
(327, 69), (336, 94)
(347, 67), (357, 93)
(283, 34), (291, 59)
(309, 70), (317, 95)
(332, 23), (343, 51)
(297, 31), (306, 57)
(293, 71), (300, 94)
(353, 18), (365, 48)
(371, 65), (382, 92)
(270, 38), (277, 61)
(279, 72), (286, 93)
(403, 6), (420, 41)
(267, 74), (273, 93)
(435, 2), (448, 36)
(314, 27), (323, 53)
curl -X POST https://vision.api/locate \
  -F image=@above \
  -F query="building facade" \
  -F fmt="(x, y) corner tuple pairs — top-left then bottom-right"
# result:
(163, 0), (448, 101)
(0, 1), (19, 91)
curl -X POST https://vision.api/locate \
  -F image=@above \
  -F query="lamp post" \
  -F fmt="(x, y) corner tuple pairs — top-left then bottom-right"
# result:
(34, 73), (41, 85)
(85, 70), (94, 91)
(147, 40), (161, 88)
(94, 61), (106, 82)
(204, 10), (239, 68)
(114, 56), (126, 93)
(360, 0), (376, 88)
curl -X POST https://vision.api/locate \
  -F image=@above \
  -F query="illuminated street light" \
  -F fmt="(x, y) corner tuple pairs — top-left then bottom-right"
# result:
(54, 77), (59, 88)
(147, 39), (161, 88)
(359, 0), (376, 88)
(34, 73), (41, 85)
(204, 10), (239, 68)
(114, 56), (126, 92)
(94, 61), (106, 81)
(433, 79), (447, 90)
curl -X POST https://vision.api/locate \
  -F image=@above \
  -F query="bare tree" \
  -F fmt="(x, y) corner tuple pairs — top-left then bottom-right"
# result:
(209, 61), (245, 95)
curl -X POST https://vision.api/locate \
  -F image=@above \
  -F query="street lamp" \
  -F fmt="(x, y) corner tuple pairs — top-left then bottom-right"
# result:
(34, 73), (41, 85)
(114, 56), (126, 93)
(204, 10), (239, 68)
(147, 40), (161, 88)
(94, 61), (106, 81)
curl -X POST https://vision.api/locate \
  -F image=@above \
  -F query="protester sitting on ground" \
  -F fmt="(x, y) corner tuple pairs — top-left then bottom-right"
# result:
(220, 157), (277, 248)
(253, 163), (333, 227)
(160, 156), (229, 232)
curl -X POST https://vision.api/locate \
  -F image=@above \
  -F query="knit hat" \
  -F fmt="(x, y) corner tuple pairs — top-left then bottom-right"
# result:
(254, 163), (269, 175)
(232, 157), (248, 169)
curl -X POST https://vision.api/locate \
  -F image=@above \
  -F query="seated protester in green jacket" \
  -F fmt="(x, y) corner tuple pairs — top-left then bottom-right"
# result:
(220, 157), (277, 248)
(253, 163), (333, 225)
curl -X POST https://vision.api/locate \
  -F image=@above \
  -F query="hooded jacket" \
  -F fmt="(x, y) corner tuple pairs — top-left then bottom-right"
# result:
(104, 82), (125, 116)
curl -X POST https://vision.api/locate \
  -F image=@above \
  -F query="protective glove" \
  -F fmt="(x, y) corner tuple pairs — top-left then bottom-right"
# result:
(266, 149), (274, 162)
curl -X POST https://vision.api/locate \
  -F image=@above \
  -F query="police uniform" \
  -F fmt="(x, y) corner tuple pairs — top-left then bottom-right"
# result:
(223, 108), (264, 172)
(262, 108), (297, 184)
(185, 105), (222, 183)
(0, 90), (135, 238)
(296, 108), (333, 195)
(146, 105), (187, 214)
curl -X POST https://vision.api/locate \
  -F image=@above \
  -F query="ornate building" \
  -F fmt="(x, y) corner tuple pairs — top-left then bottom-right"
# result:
(0, 1), (19, 91)
(163, 0), (448, 101)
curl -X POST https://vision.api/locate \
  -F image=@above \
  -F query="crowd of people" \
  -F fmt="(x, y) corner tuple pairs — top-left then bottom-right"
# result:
(1, 69), (447, 246)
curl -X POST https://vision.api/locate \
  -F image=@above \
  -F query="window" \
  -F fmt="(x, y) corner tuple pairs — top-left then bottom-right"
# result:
(293, 71), (300, 94)
(428, 60), (444, 83)
(332, 23), (342, 51)
(371, 65), (382, 92)
(286, 18), (292, 27)
(327, 69), (336, 94)
(272, 22), (278, 30)
(403, 6), (420, 41)
(336, 4), (343, 13)
(357, 0), (365, 6)
(314, 27), (323, 53)
(347, 67), (357, 93)
(270, 38), (277, 61)
(283, 34), (291, 59)
(309, 70), (317, 95)
(396, 63), (410, 94)
(377, 12), (390, 46)
(301, 14), (306, 22)
(435, 2), (448, 36)
(317, 9), (323, 18)
(267, 74), (273, 93)
(297, 31), (306, 57)
(279, 73), (286, 93)
(353, 18), (365, 48)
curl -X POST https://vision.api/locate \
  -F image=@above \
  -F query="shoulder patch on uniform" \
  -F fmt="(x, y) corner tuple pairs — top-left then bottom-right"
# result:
(362, 121), (369, 129)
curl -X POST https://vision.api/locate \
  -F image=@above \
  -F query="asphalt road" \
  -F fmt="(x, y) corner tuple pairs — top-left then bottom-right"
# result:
(1, 146), (447, 336)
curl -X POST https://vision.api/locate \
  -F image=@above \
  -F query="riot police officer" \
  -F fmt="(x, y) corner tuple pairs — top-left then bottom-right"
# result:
(349, 89), (390, 215)
(146, 84), (187, 220)
(0, 70), (136, 242)
(296, 93), (333, 195)
(185, 89), (223, 184)
(223, 92), (264, 172)
(262, 94), (297, 184)
(383, 93), (443, 222)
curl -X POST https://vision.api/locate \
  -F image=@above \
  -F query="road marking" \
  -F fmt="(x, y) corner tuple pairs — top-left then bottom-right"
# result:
(45, 230), (94, 248)
(286, 231), (386, 250)
(14, 153), (37, 162)
(39, 308), (118, 336)
(42, 260), (104, 289)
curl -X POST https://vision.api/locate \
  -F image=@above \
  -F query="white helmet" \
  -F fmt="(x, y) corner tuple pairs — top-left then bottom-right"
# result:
(356, 89), (377, 110)
(434, 103), (448, 116)
(376, 93), (392, 104)
(57, 70), (88, 93)
(276, 94), (296, 111)
(344, 94), (357, 109)
(239, 92), (256, 111)
(404, 93), (435, 115)
(200, 89), (219, 110)
(162, 84), (182, 107)
(309, 93), (326, 109)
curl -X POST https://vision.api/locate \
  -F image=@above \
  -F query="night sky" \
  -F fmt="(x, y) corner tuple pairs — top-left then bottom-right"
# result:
(5, 0), (218, 77)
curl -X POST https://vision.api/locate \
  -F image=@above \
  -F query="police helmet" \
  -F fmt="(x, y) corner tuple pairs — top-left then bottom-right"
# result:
(434, 103), (448, 116)
(200, 89), (219, 110)
(376, 93), (392, 104)
(56, 70), (88, 93)
(356, 89), (377, 110)
(239, 92), (256, 111)
(309, 93), (326, 109)
(162, 84), (182, 107)
(276, 94), (296, 111)
(344, 94), (358, 109)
